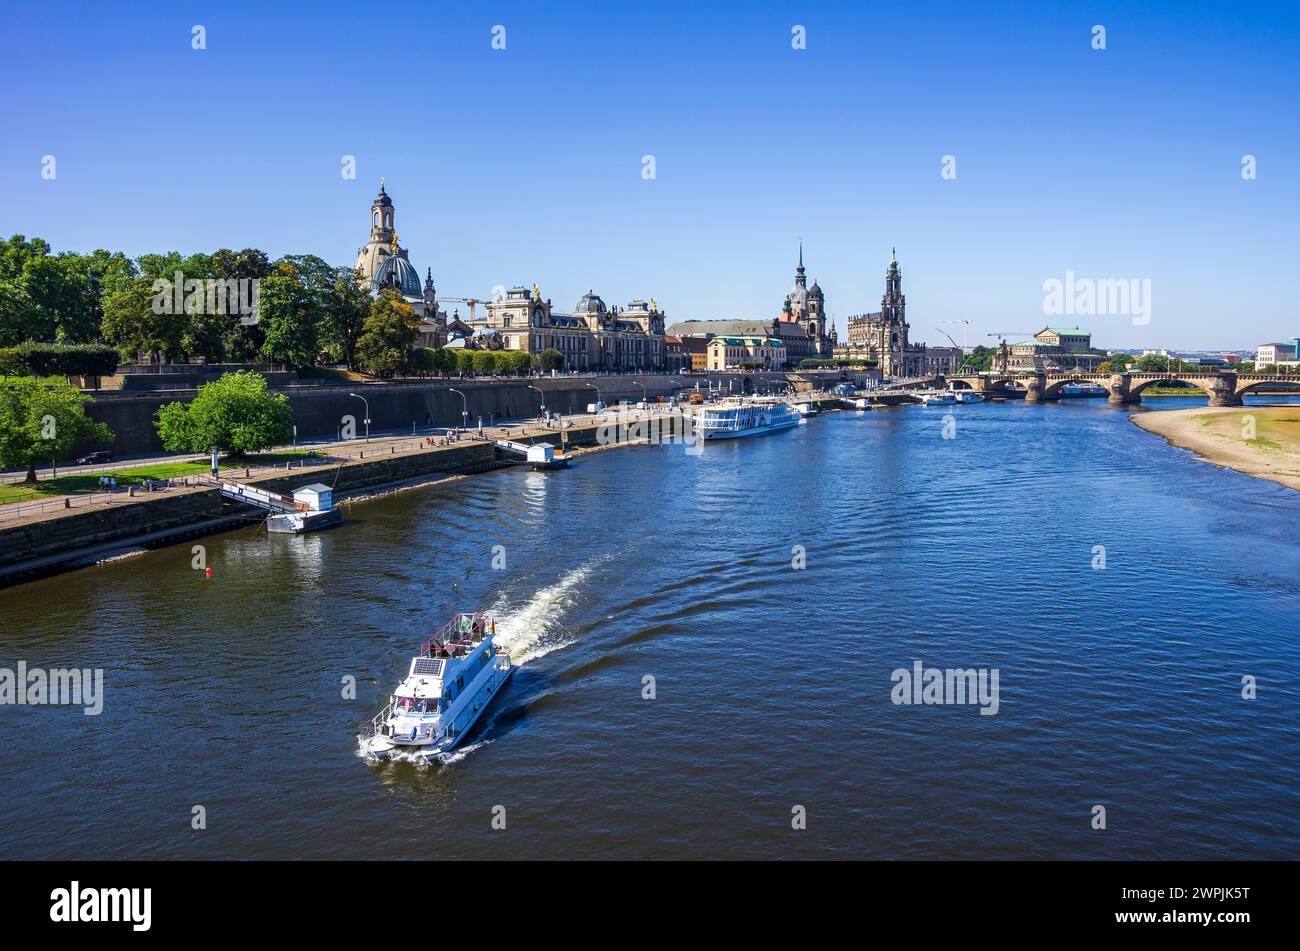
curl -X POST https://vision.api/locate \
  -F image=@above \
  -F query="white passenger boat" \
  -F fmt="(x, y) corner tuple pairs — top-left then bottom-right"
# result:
(1061, 382), (1107, 397)
(362, 612), (513, 760)
(918, 392), (957, 405)
(954, 391), (984, 403)
(693, 398), (800, 440)
(793, 401), (819, 417)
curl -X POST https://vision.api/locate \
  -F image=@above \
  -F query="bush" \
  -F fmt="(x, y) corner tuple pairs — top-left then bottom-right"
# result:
(0, 341), (120, 378)
(538, 348), (564, 372)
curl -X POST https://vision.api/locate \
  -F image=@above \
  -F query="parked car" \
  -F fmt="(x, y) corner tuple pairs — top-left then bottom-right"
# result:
(76, 451), (112, 465)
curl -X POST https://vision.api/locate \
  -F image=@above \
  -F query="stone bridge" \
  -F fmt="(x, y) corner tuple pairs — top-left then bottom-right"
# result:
(942, 371), (1296, 406)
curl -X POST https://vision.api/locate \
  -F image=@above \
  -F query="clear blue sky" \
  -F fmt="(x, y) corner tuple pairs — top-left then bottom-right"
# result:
(2, 0), (1296, 350)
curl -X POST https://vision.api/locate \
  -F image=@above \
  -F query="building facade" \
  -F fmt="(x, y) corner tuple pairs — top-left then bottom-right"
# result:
(1006, 327), (1109, 371)
(482, 287), (666, 370)
(665, 244), (836, 368)
(707, 336), (785, 371)
(839, 250), (961, 377)
(1256, 342), (1298, 367)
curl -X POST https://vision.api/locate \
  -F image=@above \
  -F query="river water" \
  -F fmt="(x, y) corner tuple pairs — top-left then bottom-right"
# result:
(1, 396), (1298, 859)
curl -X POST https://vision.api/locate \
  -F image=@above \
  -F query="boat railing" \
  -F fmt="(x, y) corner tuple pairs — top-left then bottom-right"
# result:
(419, 611), (492, 657)
(370, 700), (393, 737)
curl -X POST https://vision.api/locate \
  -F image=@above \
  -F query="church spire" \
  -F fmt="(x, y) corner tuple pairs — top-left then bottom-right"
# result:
(795, 239), (806, 287)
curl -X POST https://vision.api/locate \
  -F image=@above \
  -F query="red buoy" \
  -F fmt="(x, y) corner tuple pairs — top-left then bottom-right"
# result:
(205, 567), (213, 579)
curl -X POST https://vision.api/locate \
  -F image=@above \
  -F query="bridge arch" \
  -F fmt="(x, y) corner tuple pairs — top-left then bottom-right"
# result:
(1234, 377), (1299, 399)
(1127, 376), (1210, 398)
(1041, 376), (1113, 399)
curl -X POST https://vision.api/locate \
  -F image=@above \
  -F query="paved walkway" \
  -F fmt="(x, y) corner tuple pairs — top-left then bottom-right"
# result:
(0, 408), (677, 526)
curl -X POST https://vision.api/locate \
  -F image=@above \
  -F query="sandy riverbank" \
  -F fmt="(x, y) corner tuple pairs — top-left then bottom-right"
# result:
(1132, 406), (1300, 492)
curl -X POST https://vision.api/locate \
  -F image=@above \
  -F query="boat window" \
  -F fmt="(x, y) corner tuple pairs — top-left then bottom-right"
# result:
(395, 696), (437, 714)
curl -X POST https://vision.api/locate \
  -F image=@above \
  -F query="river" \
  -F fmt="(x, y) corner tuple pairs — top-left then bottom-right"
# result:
(1, 395), (1297, 859)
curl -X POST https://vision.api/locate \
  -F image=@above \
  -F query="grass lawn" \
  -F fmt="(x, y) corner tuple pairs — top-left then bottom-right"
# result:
(1199, 408), (1300, 454)
(0, 451), (314, 505)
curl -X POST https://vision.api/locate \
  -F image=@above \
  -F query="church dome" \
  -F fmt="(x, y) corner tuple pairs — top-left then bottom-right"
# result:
(372, 254), (421, 297)
(575, 290), (607, 314)
(808, 280), (823, 298)
(373, 183), (393, 208)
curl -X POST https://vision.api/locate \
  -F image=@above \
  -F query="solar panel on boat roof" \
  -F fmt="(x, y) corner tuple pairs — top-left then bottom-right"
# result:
(413, 658), (444, 676)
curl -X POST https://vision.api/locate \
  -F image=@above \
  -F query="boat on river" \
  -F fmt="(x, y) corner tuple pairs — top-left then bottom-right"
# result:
(362, 612), (513, 760)
(692, 398), (800, 440)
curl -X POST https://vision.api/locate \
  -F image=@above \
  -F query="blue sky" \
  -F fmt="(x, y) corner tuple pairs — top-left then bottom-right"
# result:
(2, 1), (1296, 350)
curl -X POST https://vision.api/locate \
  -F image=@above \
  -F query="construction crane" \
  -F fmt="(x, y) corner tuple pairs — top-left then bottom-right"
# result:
(436, 296), (493, 322)
(942, 319), (972, 350)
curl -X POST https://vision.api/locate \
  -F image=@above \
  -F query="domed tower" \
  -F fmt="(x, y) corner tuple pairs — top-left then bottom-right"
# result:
(355, 178), (421, 293)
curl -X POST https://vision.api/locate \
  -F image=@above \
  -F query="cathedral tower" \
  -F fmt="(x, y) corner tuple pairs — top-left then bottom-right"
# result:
(881, 246), (908, 364)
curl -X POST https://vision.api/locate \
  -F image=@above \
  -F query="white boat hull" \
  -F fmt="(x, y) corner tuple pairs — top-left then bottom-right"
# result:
(702, 417), (800, 440)
(366, 662), (513, 761)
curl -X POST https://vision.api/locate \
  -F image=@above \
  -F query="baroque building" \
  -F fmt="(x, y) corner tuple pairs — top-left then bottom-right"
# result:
(840, 249), (960, 377)
(1004, 327), (1108, 371)
(665, 243), (836, 368)
(779, 243), (836, 360)
(482, 286), (666, 370)
(353, 180), (472, 348)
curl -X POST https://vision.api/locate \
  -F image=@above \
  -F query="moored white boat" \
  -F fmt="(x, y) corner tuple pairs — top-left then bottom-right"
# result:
(918, 391), (957, 405)
(362, 612), (513, 761)
(954, 391), (984, 403)
(692, 398), (800, 440)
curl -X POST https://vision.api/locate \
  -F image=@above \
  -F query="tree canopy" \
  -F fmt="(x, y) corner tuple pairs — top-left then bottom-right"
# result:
(0, 375), (114, 481)
(154, 370), (293, 455)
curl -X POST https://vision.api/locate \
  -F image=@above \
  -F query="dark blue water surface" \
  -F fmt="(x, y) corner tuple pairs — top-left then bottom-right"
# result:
(2, 396), (1298, 859)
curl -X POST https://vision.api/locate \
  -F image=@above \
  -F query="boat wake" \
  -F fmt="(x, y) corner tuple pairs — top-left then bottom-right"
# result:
(489, 556), (608, 665)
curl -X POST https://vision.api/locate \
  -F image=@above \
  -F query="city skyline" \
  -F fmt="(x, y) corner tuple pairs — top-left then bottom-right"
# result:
(3, 1), (1297, 350)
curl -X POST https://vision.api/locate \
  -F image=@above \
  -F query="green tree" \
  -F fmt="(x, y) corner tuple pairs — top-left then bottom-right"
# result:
(472, 350), (498, 374)
(322, 267), (370, 369)
(154, 370), (292, 456)
(434, 348), (458, 375)
(455, 349), (476, 373)
(210, 248), (272, 360)
(410, 347), (439, 375)
(499, 350), (533, 375)
(55, 249), (137, 343)
(539, 347), (564, 372)
(1134, 353), (1169, 372)
(0, 375), (114, 482)
(0, 280), (42, 347)
(102, 277), (188, 364)
(258, 265), (321, 370)
(355, 291), (416, 376)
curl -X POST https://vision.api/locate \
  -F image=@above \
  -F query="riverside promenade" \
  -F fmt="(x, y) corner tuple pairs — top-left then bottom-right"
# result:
(0, 404), (690, 586)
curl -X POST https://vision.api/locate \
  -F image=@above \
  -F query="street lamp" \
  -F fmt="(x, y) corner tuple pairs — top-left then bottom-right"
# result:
(527, 384), (546, 419)
(632, 380), (647, 402)
(584, 382), (601, 410)
(348, 392), (370, 442)
(448, 388), (469, 429)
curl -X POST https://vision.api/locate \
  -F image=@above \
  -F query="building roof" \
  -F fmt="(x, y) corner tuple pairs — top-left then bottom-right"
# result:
(1041, 326), (1089, 336)
(711, 336), (783, 347)
(575, 291), (606, 314)
(372, 254), (422, 297)
(669, 319), (770, 336)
